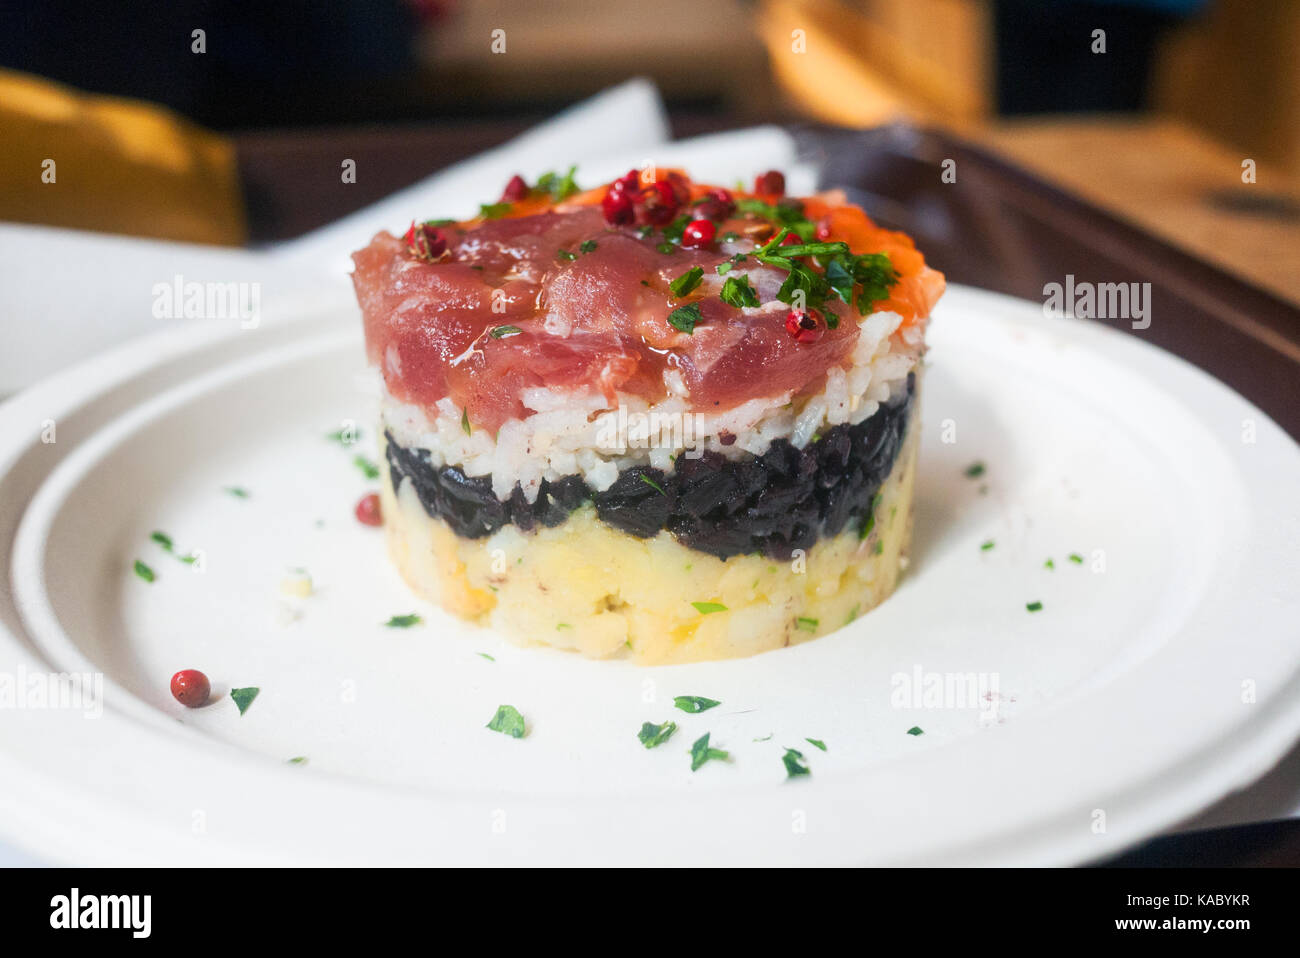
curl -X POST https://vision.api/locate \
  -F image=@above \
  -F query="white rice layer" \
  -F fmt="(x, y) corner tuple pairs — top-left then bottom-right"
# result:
(381, 310), (925, 503)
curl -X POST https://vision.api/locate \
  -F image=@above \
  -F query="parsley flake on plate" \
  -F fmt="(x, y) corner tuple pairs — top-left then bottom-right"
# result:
(782, 747), (811, 778)
(224, 486), (250, 499)
(806, 738), (828, 751)
(384, 614), (423, 628)
(353, 455), (380, 479)
(490, 325), (522, 339)
(689, 733), (729, 771)
(907, 726), (924, 736)
(1026, 601), (1043, 613)
(674, 695), (721, 714)
(132, 559), (155, 583)
(964, 461), (986, 479)
(230, 687), (259, 716)
(325, 427), (361, 445)
(637, 721), (678, 748)
(486, 704), (526, 738)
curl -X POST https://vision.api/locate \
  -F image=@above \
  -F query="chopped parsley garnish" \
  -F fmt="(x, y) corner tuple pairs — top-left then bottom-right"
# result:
(980, 540), (995, 551)
(556, 623), (572, 631)
(667, 303), (702, 335)
(325, 427), (361, 445)
(796, 616), (818, 632)
(478, 202), (512, 219)
(1026, 601), (1043, 612)
(152, 531), (198, 565)
(639, 474), (667, 496)
(637, 720), (677, 748)
(907, 726), (924, 736)
(1044, 557), (1055, 569)
(964, 461), (986, 478)
(287, 756), (308, 765)
(739, 215), (897, 317)
(845, 604), (859, 625)
(230, 687), (259, 716)
(753, 733), (774, 742)
(486, 704), (526, 738)
(669, 265), (704, 298)
(461, 408), (472, 435)
(133, 559), (155, 583)
(1069, 553), (1084, 564)
(662, 214), (691, 245)
(689, 733), (729, 771)
(578, 239), (598, 254)
(674, 695), (721, 713)
(806, 738), (827, 751)
(353, 455), (380, 479)
(736, 198), (816, 237)
(556, 248), (577, 261)
(224, 486), (250, 499)
(719, 274), (760, 308)
(384, 614), (423, 628)
(656, 241), (675, 255)
(490, 325), (522, 339)
(860, 492), (884, 539)
(535, 165), (579, 201)
(477, 652), (496, 662)
(691, 601), (727, 615)
(782, 747), (811, 778)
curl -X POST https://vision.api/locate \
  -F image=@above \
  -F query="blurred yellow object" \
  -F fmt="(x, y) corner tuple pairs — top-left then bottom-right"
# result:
(757, 0), (993, 128)
(0, 69), (246, 245)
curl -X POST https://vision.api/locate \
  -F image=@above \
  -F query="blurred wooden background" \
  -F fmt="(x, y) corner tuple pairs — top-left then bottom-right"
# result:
(1, 0), (1296, 303)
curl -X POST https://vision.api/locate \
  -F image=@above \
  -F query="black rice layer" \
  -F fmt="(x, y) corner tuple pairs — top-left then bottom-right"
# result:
(385, 372), (913, 561)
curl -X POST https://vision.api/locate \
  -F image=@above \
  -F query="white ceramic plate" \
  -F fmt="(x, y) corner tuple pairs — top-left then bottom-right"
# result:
(1, 284), (1297, 866)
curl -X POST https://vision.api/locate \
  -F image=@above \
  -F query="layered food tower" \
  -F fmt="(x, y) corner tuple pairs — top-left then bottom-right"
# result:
(351, 167), (944, 664)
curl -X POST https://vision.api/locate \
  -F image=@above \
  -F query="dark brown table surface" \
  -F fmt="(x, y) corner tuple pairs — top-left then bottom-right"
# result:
(234, 114), (1300, 867)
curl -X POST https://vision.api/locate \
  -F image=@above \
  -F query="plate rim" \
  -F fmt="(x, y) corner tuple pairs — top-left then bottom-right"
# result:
(2, 284), (1298, 866)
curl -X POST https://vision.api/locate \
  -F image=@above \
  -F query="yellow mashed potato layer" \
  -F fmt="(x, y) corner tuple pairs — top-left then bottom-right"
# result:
(380, 418), (917, 665)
